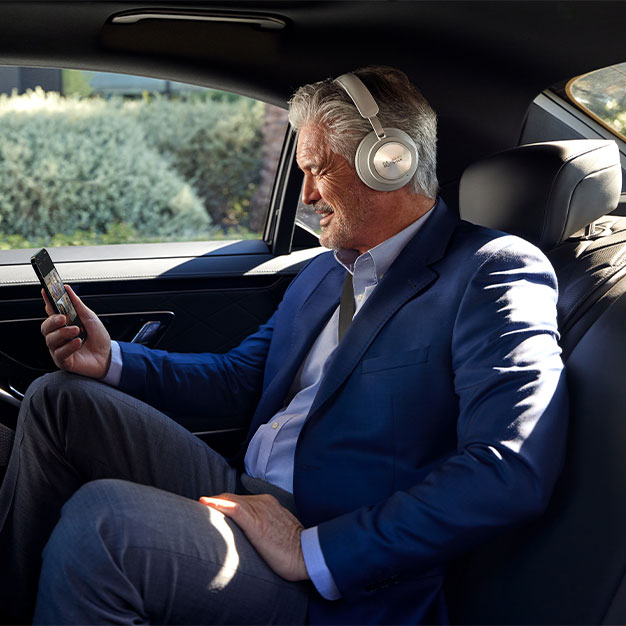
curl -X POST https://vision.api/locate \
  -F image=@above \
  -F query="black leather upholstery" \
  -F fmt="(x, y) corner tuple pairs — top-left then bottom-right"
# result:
(550, 215), (626, 358)
(460, 140), (621, 249)
(448, 140), (626, 624)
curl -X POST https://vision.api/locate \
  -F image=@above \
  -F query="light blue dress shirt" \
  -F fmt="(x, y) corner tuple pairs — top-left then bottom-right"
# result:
(104, 203), (435, 600)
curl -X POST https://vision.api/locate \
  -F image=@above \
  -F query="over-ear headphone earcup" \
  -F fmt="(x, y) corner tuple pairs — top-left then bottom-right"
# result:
(355, 128), (419, 191)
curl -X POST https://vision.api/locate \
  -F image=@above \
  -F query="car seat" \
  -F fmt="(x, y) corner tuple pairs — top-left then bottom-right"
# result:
(446, 139), (625, 624)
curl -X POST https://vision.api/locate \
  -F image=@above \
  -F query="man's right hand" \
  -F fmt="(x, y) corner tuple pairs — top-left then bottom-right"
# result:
(40, 285), (112, 379)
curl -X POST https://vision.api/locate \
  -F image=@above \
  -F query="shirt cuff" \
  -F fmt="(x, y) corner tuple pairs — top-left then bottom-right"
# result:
(101, 340), (122, 387)
(301, 526), (342, 600)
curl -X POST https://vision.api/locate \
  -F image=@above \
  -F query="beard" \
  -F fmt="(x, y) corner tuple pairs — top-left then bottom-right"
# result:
(315, 192), (375, 251)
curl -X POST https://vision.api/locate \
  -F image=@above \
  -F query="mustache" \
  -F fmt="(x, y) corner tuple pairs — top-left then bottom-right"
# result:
(314, 201), (334, 213)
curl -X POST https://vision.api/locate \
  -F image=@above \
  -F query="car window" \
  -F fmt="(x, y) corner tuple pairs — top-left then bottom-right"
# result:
(295, 196), (321, 237)
(567, 62), (626, 141)
(0, 67), (288, 250)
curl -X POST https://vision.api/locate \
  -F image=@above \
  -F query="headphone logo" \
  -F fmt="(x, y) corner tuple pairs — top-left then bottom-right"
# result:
(383, 156), (403, 168)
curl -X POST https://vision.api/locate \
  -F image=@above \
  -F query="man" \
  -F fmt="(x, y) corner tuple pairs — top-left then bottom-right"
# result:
(0, 66), (567, 625)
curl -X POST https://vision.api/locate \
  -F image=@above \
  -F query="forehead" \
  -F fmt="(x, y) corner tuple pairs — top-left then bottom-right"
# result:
(296, 126), (330, 167)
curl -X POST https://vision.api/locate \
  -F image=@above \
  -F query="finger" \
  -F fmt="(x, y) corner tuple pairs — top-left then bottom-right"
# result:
(45, 326), (81, 352)
(64, 285), (92, 319)
(49, 336), (83, 363)
(41, 289), (55, 316)
(199, 496), (240, 512)
(202, 493), (239, 503)
(199, 496), (243, 522)
(41, 314), (69, 337)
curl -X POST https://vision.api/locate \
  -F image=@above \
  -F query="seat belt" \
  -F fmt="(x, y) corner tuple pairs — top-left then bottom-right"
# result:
(338, 273), (356, 342)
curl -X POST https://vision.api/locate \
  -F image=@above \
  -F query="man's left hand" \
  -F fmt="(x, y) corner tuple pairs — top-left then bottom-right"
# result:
(199, 493), (310, 582)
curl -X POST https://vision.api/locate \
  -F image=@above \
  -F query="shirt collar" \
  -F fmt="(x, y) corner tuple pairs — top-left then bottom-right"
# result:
(334, 197), (439, 279)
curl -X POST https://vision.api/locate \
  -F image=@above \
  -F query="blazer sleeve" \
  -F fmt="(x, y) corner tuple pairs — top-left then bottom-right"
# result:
(113, 253), (331, 421)
(316, 237), (568, 599)
(116, 313), (275, 419)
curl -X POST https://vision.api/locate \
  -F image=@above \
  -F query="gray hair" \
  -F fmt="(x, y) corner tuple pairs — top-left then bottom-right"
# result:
(288, 65), (438, 197)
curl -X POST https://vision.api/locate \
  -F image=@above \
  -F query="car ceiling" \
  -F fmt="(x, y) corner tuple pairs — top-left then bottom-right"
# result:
(0, 1), (624, 197)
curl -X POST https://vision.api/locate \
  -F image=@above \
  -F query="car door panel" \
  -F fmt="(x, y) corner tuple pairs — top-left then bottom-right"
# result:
(0, 242), (323, 451)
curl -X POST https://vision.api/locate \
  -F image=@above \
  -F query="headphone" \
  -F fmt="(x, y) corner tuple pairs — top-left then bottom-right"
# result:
(334, 73), (418, 192)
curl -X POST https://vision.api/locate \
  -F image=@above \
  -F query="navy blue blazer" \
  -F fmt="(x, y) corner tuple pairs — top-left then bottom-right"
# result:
(118, 200), (568, 624)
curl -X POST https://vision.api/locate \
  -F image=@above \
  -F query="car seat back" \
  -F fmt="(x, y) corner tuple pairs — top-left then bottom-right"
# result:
(446, 140), (624, 624)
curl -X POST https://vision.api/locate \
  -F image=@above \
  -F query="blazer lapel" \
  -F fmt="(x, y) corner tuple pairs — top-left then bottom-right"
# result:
(308, 201), (460, 418)
(244, 262), (346, 441)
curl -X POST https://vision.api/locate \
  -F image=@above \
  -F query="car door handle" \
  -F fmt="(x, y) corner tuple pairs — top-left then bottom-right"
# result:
(0, 381), (24, 407)
(131, 321), (162, 345)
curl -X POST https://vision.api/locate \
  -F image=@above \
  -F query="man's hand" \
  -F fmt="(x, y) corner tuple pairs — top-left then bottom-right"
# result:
(200, 493), (310, 582)
(41, 285), (112, 379)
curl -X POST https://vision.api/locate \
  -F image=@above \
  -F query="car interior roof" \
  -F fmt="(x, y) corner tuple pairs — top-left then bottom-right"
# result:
(0, 1), (624, 192)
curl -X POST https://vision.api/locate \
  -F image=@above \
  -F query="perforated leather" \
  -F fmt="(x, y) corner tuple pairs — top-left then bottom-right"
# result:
(549, 216), (626, 357)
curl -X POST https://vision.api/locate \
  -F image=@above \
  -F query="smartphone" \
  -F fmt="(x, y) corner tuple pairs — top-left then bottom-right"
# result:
(31, 248), (88, 341)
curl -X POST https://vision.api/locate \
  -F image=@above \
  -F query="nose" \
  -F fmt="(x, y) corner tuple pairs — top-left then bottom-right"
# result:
(301, 173), (321, 205)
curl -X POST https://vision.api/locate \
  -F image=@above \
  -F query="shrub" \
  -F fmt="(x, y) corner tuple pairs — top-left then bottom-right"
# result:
(130, 94), (265, 231)
(0, 89), (276, 245)
(0, 88), (270, 247)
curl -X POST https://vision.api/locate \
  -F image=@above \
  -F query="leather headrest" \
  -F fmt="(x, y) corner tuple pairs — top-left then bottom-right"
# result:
(460, 140), (622, 250)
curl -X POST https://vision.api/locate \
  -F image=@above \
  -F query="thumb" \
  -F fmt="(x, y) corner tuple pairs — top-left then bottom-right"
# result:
(64, 284), (94, 323)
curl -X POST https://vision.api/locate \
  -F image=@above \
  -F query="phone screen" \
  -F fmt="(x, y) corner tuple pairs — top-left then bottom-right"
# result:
(42, 265), (78, 325)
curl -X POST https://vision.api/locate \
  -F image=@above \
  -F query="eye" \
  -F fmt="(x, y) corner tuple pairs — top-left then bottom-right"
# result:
(312, 163), (329, 178)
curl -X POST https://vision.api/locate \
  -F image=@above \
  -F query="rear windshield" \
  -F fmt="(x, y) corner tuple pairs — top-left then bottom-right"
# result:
(567, 62), (626, 141)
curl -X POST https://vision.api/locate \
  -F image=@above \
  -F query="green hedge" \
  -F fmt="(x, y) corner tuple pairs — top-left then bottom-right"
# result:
(0, 89), (267, 246)
(133, 94), (265, 231)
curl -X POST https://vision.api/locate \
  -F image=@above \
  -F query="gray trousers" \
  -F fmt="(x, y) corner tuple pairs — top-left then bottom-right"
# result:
(0, 371), (310, 624)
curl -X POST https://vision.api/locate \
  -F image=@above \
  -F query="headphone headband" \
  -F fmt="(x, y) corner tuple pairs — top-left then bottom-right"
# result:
(335, 73), (385, 139)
